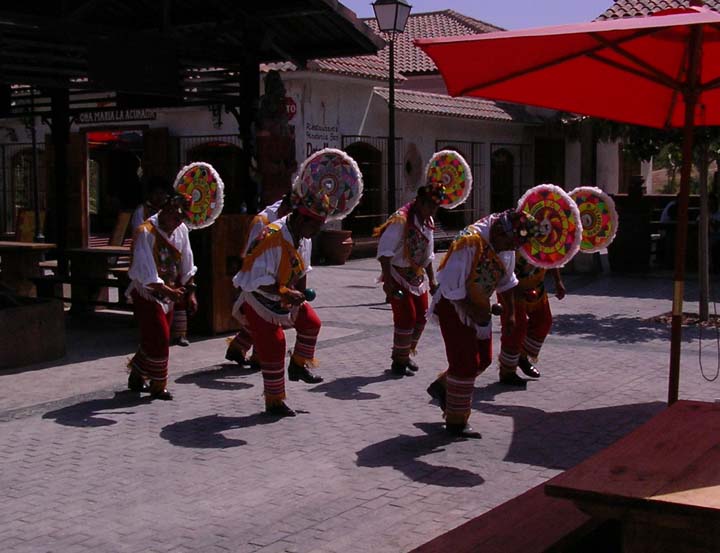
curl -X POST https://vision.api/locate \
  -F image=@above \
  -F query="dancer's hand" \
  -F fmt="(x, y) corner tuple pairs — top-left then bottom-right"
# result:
(383, 279), (400, 301)
(281, 288), (306, 306)
(464, 302), (491, 327)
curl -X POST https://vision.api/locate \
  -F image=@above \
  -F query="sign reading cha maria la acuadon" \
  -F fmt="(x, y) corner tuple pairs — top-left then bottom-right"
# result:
(77, 109), (157, 124)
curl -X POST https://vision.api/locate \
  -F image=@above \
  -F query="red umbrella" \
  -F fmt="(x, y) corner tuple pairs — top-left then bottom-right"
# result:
(416, 4), (720, 404)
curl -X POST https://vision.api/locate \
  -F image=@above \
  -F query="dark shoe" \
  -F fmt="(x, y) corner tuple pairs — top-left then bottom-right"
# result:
(248, 354), (261, 371)
(225, 348), (247, 365)
(446, 423), (482, 439)
(426, 380), (447, 412)
(288, 360), (324, 384)
(499, 372), (527, 387)
(518, 357), (541, 378)
(173, 336), (190, 347)
(265, 401), (297, 417)
(407, 359), (419, 372)
(390, 361), (414, 377)
(150, 389), (174, 401)
(127, 371), (148, 393)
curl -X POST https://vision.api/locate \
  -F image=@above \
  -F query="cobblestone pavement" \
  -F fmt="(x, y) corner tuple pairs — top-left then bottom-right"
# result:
(2, 257), (720, 553)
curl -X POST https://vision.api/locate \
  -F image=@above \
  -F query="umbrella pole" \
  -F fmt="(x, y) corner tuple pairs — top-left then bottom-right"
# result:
(668, 27), (702, 405)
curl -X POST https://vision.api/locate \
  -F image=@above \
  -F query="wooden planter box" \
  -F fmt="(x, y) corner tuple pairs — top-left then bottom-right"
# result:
(0, 298), (65, 368)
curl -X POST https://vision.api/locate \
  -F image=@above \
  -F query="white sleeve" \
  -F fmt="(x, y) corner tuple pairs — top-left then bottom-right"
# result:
(178, 225), (197, 285)
(427, 228), (435, 262)
(437, 246), (474, 301)
(130, 205), (145, 231)
(242, 219), (266, 257)
(301, 238), (312, 274)
(128, 228), (163, 287)
(233, 246), (282, 292)
(376, 222), (403, 258)
(495, 251), (519, 294)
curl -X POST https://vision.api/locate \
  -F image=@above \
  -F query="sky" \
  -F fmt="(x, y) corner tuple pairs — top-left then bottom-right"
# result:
(341, 0), (615, 30)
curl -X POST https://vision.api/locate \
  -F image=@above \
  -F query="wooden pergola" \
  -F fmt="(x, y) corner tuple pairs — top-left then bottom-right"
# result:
(0, 0), (384, 271)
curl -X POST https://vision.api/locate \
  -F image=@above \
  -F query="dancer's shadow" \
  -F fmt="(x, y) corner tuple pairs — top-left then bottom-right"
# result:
(309, 373), (399, 400)
(356, 422), (485, 488)
(43, 391), (150, 428)
(472, 400), (665, 469)
(161, 413), (284, 449)
(174, 363), (256, 391)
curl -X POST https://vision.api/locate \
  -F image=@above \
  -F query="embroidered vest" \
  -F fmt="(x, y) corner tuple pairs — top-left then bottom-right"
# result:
(242, 221), (305, 288)
(373, 202), (433, 272)
(439, 225), (507, 311)
(136, 221), (182, 286)
(514, 255), (546, 303)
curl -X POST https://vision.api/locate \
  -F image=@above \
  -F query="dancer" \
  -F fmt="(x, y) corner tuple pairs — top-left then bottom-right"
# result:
(226, 193), (292, 366)
(373, 150), (472, 377)
(426, 210), (538, 437)
(126, 193), (197, 400)
(233, 149), (362, 416)
(497, 256), (566, 385)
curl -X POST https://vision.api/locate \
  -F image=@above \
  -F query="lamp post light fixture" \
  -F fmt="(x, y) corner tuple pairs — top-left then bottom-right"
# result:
(373, 0), (411, 215)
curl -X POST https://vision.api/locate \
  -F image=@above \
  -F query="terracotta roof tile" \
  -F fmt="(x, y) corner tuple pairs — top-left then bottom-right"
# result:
(373, 88), (544, 124)
(363, 10), (503, 75)
(596, 0), (720, 20)
(262, 10), (501, 81)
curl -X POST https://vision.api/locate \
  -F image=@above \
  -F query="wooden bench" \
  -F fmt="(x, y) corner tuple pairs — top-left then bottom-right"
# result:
(32, 274), (131, 311)
(409, 483), (605, 553)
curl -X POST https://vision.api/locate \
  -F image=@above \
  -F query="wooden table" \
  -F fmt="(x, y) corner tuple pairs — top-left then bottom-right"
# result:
(546, 400), (720, 552)
(66, 246), (131, 310)
(0, 241), (56, 296)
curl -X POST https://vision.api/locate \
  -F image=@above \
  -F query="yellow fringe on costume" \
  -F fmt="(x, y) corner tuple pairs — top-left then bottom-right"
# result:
(438, 226), (505, 312)
(240, 222), (306, 288)
(264, 393), (287, 407)
(290, 353), (319, 368)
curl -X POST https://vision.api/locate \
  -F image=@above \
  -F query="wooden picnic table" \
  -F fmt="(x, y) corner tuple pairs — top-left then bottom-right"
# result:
(0, 241), (56, 296)
(546, 400), (720, 552)
(66, 246), (131, 311)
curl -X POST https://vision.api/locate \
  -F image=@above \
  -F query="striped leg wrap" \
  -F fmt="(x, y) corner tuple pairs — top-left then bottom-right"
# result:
(293, 327), (319, 365)
(523, 335), (545, 361)
(171, 309), (187, 339)
(410, 323), (426, 354)
(261, 360), (286, 404)
(498, 348), (520, 375)
(445, 375), (475, 426)
(129, 348), (168, 383)
(392, 327), (414, 363)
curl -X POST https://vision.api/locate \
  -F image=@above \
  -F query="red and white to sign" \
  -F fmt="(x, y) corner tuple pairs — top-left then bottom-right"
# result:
(285, 97), (297, 121)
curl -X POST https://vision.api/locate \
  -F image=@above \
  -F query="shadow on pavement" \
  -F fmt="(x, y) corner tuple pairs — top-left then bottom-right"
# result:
(309, 372), (400, 400)
(356, 422), (485, 488)
(161, 413), (283, 449)
(551, 313), (675, 343)
(43, 391), (150, 427)
(175, 363), (257, 391)
(472, 400), (665, 470)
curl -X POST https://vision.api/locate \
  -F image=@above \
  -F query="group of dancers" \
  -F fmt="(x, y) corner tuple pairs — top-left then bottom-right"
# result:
(124, 148), (613, 438)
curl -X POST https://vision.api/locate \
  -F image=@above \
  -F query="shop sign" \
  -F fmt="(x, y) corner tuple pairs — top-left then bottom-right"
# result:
(305, 123), (340, 156)
(78, 109), (157, 124)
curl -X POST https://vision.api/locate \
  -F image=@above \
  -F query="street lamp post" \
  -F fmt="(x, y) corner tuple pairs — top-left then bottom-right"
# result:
(373, 0), (411, 215)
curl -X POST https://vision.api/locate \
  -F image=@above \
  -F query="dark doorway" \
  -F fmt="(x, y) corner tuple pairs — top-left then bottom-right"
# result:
(491, 148), (515, 213)
(187, 141), (244, 211)
(534, 137), (565, 187)
(87, 131), (142, 235)
(343, 141), (383, 236)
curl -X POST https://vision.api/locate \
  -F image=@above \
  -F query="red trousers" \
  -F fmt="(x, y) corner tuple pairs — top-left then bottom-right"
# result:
(434, 297), (492, 425)
(499, 292), (552, 373)
(389, 285), (428, 363)
(243, 301), (321, 405)
(129, 292), (173, 384)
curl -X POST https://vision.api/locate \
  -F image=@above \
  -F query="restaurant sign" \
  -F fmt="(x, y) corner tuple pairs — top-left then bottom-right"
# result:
(78, 109), (157, 124)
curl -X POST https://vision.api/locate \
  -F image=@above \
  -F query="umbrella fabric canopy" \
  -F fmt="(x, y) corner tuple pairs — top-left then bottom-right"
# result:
(416, 7), (720, 129)
(417, 5), (720, 404)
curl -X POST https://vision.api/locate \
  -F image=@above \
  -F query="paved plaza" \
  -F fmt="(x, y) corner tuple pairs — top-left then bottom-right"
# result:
(2, 257), (720, 553)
